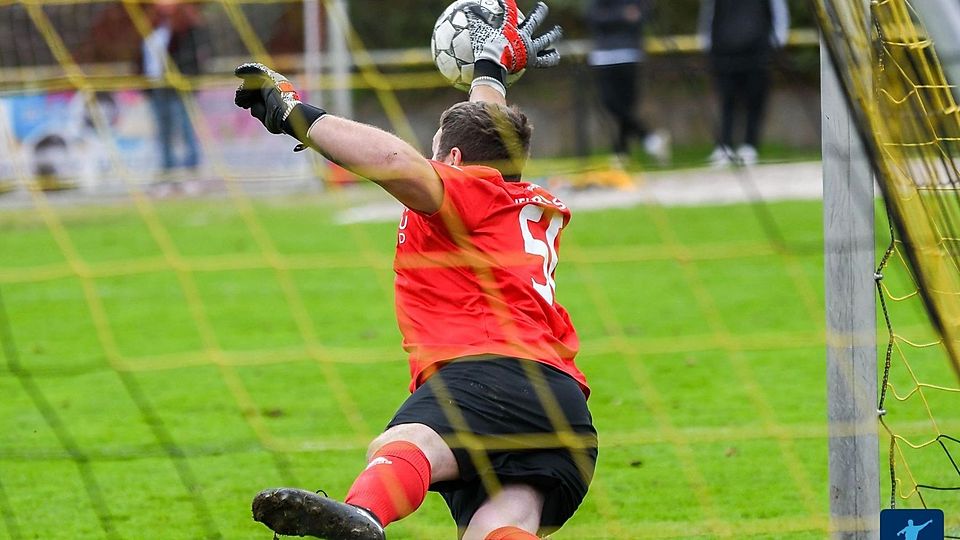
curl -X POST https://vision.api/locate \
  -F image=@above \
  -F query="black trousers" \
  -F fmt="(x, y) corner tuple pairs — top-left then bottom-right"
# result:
(713, 66), (770, 148)
(593, 63), (649, 154)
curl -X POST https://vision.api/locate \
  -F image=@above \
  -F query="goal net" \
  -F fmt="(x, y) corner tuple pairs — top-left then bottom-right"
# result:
(4, 0), (950, 538)
(814, 0), (960, 520)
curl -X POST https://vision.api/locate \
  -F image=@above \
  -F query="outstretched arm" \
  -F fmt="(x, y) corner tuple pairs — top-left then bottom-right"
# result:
(234, 62), (512, 213)
(307, 62), (515, 209)
(304, 116), (442, 213)
(233, 2), (562, 212)
(234, 63), (443, 213)
(307, 69), (512, 208)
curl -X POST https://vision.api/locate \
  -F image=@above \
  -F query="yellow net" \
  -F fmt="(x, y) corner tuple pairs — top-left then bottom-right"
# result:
(0, 0), (904, 538)
(814, 0), (960, 519)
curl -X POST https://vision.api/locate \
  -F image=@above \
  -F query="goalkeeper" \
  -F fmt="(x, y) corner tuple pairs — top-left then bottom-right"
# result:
(237, 2), (596, 539)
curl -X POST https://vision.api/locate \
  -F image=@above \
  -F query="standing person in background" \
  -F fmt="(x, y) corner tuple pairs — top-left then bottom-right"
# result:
(141, 0), (207, 187)
(699, 0), (789, 167)
(587, 0), (670, 171)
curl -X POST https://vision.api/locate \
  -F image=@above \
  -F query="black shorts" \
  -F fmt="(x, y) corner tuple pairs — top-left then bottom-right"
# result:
(386, 356), (598, 536)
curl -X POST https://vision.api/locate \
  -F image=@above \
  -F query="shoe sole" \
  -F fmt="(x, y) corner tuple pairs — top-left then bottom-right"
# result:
(252, 488), (384, 539)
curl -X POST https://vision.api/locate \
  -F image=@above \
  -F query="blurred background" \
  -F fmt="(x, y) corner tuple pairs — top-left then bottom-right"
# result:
(0, 0), (820, 194)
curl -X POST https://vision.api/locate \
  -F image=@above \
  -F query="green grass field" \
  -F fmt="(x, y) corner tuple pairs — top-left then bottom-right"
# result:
(0, 187), (955, 539)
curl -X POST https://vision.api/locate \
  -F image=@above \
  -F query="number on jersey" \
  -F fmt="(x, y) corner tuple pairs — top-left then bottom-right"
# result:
(519, 204), (563, 305)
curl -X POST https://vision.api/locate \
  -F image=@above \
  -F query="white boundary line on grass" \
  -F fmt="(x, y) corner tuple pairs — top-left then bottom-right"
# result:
(335, 161), (832, 225)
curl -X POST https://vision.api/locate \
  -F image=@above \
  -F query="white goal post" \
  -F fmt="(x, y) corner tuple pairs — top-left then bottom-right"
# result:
(821, 1), (881, 537)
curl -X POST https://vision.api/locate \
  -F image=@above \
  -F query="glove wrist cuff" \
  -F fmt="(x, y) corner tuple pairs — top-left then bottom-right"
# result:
(282, 103), (327, 142)
(471, 76), (506, 97)
(474, 59), (506, 85)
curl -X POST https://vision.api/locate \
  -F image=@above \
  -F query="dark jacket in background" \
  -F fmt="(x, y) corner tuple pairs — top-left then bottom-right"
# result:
(698, 0), (789, 71)
(168, 27), (206, 76)
(586, 0), (655, 61)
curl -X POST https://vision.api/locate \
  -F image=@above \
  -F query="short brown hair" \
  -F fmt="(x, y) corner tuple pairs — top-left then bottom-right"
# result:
(437, 101), (532, 179)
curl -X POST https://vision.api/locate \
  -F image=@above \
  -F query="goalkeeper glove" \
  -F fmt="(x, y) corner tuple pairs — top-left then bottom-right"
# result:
(234, 63), (326, 147)
(468, 1), (563, 96)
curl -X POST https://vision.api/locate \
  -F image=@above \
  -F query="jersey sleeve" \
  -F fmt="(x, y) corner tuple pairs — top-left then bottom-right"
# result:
(418, 161), (500, 234)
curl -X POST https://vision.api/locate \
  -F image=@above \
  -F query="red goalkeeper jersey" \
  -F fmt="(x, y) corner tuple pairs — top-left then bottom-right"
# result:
(393, 161), (588, 397)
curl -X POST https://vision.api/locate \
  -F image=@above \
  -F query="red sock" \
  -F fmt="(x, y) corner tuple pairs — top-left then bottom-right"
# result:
(344, 441), (431, 526)
(485, 526), (539, 540)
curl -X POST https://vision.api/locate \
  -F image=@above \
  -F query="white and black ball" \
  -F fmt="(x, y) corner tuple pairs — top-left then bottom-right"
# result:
(430, 0), (525, 91)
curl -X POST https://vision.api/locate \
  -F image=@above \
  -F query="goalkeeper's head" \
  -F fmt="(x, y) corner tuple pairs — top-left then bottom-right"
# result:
(432, 101), (532, 181)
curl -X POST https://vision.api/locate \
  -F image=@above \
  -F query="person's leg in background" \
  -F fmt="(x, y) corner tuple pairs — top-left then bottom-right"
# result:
(596, 62), (668, 162)
(739, 63), (771, 166)
(594, 64), (638, 158)
(632, 62), (670, 165)
(589, 64), (641, 189)
(173, 89), (203, 194)
(177, 92), (200, 169)
(710, 66), (739, 167)
(149, 88), (176, 172)
(172, 90), (200, 169)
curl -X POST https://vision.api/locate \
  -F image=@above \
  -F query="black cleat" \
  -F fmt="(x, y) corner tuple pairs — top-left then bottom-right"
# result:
(252, 488), (386, 540)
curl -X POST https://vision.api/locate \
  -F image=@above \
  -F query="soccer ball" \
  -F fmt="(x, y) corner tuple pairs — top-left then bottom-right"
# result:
(431, 0), (525, 91)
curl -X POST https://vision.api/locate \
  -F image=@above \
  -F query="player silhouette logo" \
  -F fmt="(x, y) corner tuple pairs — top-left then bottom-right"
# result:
(897, 519), (934, 540)
(881, 508), (944, 540)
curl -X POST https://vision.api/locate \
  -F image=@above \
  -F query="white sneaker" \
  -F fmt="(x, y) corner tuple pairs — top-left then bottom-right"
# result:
(736, 144), (758, 166)
(643, 131), (672, 165)
(708, 145), (735, 168)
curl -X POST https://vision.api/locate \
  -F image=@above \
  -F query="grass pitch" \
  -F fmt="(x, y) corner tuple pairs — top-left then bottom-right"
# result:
(0, 187), (953, 539)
